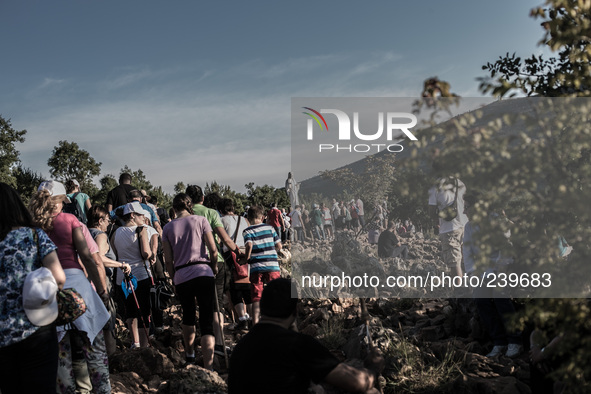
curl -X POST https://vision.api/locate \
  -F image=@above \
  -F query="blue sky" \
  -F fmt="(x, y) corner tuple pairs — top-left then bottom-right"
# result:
(1, 0), (547, 193)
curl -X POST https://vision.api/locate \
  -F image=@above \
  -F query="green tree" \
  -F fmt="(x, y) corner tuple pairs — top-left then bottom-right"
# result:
(0, 116), (27, 187)
(174, 181), (186, 194)
(299, 192), (328, 211)
(93, 174), (118, 206)
(12, 165), (44, 203)
(386, 168), (432, 232)
(204, 181), (232, 196)
(244, 183), (289, 210)
(120, 165), (153, 192)
(476, 2), (591, 389)
(118, 166), (173, 211)
(401, 1), (591, 390)
(149, 185), (173, 211)
(47, 140), (101, 191)
(479, 3), (591, 97)
(204, 180), (249, 213)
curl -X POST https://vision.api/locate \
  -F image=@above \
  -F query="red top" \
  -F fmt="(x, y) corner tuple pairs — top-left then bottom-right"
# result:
(267, 208), (283, 227)
(48, 212), (83, 270)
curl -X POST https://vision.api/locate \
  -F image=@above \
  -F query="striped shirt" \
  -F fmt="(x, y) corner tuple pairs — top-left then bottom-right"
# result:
(243, 223), (280, 273)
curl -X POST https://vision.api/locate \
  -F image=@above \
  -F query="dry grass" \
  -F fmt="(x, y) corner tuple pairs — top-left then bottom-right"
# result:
(383, 327), (461, 393)
(317, 315), (347, 350)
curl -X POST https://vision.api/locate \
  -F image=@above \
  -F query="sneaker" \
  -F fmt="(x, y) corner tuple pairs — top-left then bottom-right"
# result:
(130, 342), (140, 349)
(486, 345), (506, 357)
(234, 319), (248, 331)
(214, 344), (232, 357)
(185, 355), (196, 364)
(505, 344), (523, 358)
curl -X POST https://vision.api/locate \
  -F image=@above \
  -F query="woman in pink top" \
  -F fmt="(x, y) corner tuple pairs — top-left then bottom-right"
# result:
(162, 193), (218, 369)
(29, 180), (111, 394)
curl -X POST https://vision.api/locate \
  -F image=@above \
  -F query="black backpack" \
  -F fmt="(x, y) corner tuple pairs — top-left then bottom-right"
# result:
(156, 207), (170, 225)
(62, 192), (87, 224)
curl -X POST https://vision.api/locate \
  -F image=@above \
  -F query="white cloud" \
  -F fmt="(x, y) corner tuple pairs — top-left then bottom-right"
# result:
(347, 51), (403, 77)
(16, 50), (436, 194)
(39, 77), (65, 89)
(100, 66), (184, 91)
(258, 54), (346, 79)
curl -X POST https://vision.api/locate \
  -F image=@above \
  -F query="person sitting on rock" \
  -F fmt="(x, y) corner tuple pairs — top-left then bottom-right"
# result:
(228, 278), (384, 394)
(406, 220), (416, 234)
(377, 221), (409, 260)
(366, 217), (382, 245)
(397, 221), (407, 235)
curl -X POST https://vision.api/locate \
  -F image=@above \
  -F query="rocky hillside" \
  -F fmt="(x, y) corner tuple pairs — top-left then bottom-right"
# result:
(107, 231), (533, 393)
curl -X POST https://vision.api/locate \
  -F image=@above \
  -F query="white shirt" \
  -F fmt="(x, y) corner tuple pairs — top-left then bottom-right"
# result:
(356, 199), (364, 216)
(428, 178), (468, 234)
(112, 225), (152, 283)
(290, 209), (303, 227)
(221, 215), (249, 252)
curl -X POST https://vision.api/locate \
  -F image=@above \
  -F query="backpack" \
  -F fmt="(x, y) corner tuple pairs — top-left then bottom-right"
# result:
(302, 211), (310, 224)
(283, 213), (291, 229)
(62, 193), (87, 224)
(156, 207), (170, 225)
(345, 208), (352, 221)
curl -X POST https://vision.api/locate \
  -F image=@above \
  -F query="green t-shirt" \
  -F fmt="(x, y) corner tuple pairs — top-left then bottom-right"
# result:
(67, 192), (89, 223)
(193, 204), (224, 263)
(312, 208), (324, 226)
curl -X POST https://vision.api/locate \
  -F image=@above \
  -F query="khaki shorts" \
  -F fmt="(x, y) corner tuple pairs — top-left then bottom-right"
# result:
(439, 228), (464, 272)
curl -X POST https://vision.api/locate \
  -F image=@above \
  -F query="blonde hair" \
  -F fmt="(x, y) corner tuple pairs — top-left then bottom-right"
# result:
(28, 190), (57, 232)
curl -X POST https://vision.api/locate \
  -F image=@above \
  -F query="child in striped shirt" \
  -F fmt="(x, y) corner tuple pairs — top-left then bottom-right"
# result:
(243, 206), (283, 324)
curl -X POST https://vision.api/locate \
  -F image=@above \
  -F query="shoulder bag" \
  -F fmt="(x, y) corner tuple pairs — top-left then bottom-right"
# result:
(438, 178), (459, 221)
(32, 229), (87, 326)
(230, 216), (249, 279)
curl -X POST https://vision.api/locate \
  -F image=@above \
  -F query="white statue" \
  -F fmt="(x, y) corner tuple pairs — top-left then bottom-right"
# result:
(285, 172), (300, 209)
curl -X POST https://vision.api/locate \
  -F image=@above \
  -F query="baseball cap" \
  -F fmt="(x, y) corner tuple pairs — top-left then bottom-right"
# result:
(123, 201), (148, 217)
(22, 267), (59, 326)
(141, 209), (152, 221)
(72, 179), (80, 188)
(38, 180), (71, 203)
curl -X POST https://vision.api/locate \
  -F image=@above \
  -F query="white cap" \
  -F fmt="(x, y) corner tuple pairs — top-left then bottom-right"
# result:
(71, 179), (80, 188)
(38, 180), (71, 203)
(123, 201), (149, 217)
(22, 267), (59, 326)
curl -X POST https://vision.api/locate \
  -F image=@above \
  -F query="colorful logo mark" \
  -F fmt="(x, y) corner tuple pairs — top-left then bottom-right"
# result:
(302, 107), (328, 132)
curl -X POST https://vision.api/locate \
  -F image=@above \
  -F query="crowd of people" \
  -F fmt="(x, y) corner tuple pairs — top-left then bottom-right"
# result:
(0, 169), (574, 393)
(286, 197), (400, 244)
(0, 173), (387, 394)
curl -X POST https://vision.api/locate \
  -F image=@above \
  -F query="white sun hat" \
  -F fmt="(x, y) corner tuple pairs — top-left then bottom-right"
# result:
(22, 267), (59, 326)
